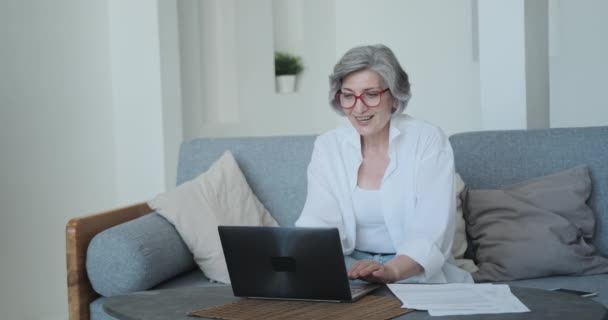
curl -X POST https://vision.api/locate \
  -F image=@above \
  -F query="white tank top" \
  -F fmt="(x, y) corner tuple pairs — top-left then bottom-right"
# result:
(353, 186), (395, 253)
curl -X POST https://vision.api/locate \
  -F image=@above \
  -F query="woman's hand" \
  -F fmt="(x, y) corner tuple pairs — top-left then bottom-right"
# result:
(347, 260), (399, 283)
(348, 255), (423, 283)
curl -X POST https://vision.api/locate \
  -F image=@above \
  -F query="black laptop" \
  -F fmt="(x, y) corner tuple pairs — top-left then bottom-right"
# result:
(218, 226), (380, 302)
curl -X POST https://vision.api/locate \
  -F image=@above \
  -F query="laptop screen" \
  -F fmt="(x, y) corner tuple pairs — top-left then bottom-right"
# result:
(218, 226), (357, 302)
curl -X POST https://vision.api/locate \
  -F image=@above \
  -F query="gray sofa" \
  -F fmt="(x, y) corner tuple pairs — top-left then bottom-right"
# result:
(66, 126), (608, 320)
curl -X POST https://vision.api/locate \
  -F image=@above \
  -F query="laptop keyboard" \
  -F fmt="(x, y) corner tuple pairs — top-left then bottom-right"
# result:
(350, 284), (378, 297)
(350, 286), (365, 295)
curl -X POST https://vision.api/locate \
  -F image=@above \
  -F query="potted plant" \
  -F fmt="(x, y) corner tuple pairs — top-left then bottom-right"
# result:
(274, 51), (304, 93)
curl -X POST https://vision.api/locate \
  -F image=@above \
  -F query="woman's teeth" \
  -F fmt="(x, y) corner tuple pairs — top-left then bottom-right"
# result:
(355, 115), (373, 121)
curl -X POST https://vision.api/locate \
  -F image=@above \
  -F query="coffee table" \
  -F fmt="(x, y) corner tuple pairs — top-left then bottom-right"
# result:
(104, 285), (608, 320)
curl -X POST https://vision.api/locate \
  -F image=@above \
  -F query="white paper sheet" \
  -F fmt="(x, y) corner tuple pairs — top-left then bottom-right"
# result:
(387, 283), (530, 316)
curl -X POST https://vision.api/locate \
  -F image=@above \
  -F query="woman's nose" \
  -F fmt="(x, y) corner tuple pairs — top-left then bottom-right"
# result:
(353, 98), (369, 112)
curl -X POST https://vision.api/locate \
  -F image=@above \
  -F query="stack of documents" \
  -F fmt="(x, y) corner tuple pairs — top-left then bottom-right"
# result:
(387, 283), (530, 316)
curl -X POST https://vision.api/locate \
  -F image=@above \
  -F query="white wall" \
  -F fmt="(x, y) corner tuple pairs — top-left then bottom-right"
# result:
(525, 0), (550, 129)
(477, 0), (551, 130)
(0, 0), (181, 318)
(180, 0), (337, 139)
(158, 0), (184, 188)
(108, 0), (167, 205)
(235, 0), (338, 136)
(1, 1), (606, 318)
(177, 0), (205, 139)
(550, 0), (608, 128)
(272, 0), (305, 54)
(478, 1), (528, 130)
(335, 0), (481, 135)
(180, 0), (482, 138)
(180, 0), (608, 138)
(198, 0), (241, 125)
(0, 1), (117, 319)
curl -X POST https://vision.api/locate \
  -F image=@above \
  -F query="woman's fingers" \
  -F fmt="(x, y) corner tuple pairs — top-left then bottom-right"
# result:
(348, 260), (364, 277)
(361, 261), (382, 276)
(348, 260), (382, 278)
(350, 260), (373, 275)
(360, 266), (390, 283)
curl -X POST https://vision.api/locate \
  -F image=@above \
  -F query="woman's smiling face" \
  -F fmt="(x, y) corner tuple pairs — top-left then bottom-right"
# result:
(340, 69), (394, 139)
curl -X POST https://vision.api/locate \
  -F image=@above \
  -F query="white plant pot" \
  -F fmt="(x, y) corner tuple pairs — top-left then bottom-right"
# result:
(276, 75), (297, 93)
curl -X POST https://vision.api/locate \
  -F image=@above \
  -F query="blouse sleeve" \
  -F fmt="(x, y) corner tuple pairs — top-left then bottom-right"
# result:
(396, 132), (456, 281)
(295, 139), (345, 232)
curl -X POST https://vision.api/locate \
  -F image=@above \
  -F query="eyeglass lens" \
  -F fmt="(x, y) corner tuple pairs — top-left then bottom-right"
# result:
(339, 91), (384, 109)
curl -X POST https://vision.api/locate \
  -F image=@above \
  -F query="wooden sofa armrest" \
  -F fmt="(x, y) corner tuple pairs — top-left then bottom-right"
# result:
(65, 202), (153, 320)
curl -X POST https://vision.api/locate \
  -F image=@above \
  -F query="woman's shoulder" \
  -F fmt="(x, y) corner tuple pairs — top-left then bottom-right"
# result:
(393, 115), (451, 156)
(393, 115), (447, 139)
(315, 125), (355, 147)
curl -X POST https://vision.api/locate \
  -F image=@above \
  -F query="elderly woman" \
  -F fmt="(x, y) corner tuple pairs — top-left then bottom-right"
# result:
(295, 44), (472, 284)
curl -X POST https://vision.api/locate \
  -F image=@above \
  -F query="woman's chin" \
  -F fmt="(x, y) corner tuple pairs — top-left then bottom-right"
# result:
(349, 119), (370, 132)
(355, 127), (376, 138)
(351, 121), (390, 139)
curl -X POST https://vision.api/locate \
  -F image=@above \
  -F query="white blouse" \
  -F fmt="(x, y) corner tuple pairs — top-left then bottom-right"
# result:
(295, 115), (472, 283)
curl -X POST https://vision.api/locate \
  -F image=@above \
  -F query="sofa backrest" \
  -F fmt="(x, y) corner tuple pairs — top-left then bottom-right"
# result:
(177, 126), (608, 256)
(177, 135), (316, 227)
(450, 126), (608, 256)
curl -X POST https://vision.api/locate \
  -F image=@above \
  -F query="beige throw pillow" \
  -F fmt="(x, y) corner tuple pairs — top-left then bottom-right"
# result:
(148, 151), (279, 284)
(453, 173), (478, 273)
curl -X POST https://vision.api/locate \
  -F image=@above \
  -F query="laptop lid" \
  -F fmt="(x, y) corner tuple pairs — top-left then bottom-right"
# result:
(218, 226), (375, 302)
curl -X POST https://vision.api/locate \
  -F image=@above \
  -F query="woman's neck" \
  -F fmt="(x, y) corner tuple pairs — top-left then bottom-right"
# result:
(360, 123), (390, 157)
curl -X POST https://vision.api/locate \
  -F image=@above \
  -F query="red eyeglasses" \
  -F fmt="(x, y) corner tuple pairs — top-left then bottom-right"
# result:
(336, 88), (390, 109)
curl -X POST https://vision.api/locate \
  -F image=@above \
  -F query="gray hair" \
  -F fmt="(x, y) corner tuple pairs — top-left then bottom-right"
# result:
(329, 44), (411, 115)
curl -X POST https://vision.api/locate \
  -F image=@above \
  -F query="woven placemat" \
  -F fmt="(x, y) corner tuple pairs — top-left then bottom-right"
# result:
(189, 295), (413, 320)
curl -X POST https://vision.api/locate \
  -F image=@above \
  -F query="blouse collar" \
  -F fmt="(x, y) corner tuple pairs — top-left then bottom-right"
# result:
(342, 117), (402, 190)
(343, 118), (402, 152)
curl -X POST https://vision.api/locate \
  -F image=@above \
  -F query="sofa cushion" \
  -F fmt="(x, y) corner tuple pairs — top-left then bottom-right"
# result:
(87, 213), (196, 297)
(90, 297), (117, 320)
(176, 135), (316, 227)
(465, 165), (608, 282)
(453, 173), (477, 273)
(153, 269), (227, 290)
(450, 126), (608, 257)
(149, 151), (279, 284)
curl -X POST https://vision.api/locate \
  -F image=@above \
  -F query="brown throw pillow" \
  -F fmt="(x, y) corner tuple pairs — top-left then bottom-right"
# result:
(464, 165), (608, 282)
